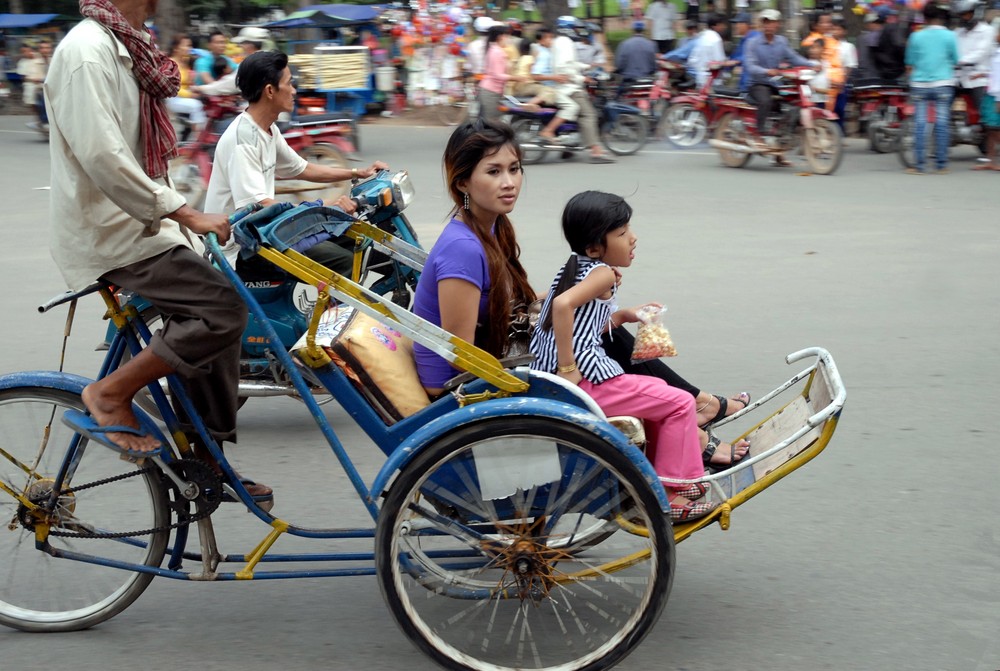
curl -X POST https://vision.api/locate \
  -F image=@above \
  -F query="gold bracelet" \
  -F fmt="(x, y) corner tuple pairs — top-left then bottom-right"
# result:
(352, 168), (358, 178)
(556, 363), (577, 374)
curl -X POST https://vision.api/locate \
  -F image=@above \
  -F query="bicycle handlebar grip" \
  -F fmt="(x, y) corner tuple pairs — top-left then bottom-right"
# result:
(228, 202), (263, 226)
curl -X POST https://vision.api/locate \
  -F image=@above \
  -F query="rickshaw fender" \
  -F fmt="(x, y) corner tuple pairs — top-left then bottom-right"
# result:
(0, 370), (172, 448)
(369, 397), (670, 512)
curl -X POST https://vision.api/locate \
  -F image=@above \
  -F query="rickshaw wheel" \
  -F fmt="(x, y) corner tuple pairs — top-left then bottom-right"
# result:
(0, 387), (169, 632)
(375, 417), (673, 671)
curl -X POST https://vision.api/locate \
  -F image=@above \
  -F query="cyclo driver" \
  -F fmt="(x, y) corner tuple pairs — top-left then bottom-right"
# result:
(743, 9), (814, 158)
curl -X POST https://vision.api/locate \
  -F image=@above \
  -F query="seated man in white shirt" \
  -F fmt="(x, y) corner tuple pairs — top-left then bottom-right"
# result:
(204, 51), (386, 272)
(689, 13), (727, 87)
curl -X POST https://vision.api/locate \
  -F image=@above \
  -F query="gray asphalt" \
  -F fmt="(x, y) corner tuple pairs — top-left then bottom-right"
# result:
(0, 115), (997, 671)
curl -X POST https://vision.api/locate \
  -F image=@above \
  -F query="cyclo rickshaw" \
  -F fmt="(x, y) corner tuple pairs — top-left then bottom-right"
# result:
(0, 173), (846, 671)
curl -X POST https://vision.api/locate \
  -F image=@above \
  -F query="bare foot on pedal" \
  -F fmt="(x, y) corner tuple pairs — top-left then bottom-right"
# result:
(82, 383), (161, 455)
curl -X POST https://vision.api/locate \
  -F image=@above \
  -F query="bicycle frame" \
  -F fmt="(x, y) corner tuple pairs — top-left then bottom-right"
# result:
(17, 217), (666, 584)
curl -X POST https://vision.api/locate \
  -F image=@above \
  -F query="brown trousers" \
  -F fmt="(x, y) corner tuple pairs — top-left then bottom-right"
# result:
(103, 246), (248, 444)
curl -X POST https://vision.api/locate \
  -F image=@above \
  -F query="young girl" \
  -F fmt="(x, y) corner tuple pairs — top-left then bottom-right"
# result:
(530, 191), (723, 521)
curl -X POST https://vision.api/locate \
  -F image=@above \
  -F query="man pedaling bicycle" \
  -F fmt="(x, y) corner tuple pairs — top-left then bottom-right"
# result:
(45, 0), (298, 506)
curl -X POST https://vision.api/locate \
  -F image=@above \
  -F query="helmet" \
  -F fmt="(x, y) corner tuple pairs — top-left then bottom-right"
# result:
(556, 15), (582, 38)
(473, 16), (497, 33)
(953, 0), (978, 14)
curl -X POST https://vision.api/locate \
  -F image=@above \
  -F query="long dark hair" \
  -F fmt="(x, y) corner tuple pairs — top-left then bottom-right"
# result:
(542, 191), (633, 331)
(442, 119), (534, 357)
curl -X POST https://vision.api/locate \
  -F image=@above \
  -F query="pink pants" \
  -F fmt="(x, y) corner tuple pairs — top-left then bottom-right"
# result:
(580, 374), (703, 485)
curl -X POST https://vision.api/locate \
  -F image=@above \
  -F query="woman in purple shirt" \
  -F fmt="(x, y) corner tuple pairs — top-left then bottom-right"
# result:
(413, 119), (534, 394)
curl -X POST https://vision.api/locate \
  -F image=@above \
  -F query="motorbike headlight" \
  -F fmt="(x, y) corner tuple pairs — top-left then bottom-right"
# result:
(391, 171), (416, 212)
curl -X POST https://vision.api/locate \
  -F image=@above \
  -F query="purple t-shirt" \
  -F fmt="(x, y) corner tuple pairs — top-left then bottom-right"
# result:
(413, 218), (491, 388)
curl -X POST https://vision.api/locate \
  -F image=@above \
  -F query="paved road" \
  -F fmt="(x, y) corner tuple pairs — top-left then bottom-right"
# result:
(1, 115), (997, 671)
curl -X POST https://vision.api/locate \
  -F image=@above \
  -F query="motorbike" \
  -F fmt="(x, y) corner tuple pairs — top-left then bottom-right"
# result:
(102, 169), (423, 417)
(502, 75), (649, 164)
(852, 79), (908, 153)
(707, 66), (844, 175)
(897, 86), (986, 169)
(658, 62), (743, 148)
(169, 96), (358, 209)
(617, 60), (694, 121)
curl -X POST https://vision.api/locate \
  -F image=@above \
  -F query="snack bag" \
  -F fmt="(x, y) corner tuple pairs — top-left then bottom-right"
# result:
(630, 305), (677, 363)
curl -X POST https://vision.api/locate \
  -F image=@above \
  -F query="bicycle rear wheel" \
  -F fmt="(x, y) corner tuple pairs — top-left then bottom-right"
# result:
(376, 417), (673, 671)
(0, 386), (169, 632)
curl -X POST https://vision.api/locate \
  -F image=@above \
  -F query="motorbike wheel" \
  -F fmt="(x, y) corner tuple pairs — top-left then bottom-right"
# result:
(276, 143), (350, 204)
(657, 102), (708, 148)
(803, 118), (844, 175)
(510, 117), (550, 165)
(713, 114), (752, 168)
(601, 113), (649, 156)
(868, 120), (899, 154)
(168, 155), (206, 210)
(437, 96), (469, 126)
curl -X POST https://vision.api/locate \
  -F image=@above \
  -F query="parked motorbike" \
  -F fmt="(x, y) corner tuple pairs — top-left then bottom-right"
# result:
(169, 96), (358, 209)
(103, 169), (422, 417)
(852, 79), (908, 153)
(897, 87), (986, 169)
(502, 76), (649, 164)
(707, 67), (844, 175)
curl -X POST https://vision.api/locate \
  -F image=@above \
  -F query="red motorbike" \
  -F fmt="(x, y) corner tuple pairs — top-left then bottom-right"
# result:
(896, 87), (986, 169)
(707, 67), (844, 175)
(617, 60), (693, 120)
(657, 62), (742, 148)
(852, 79), (909, 153)
(169, 96), (358, 209)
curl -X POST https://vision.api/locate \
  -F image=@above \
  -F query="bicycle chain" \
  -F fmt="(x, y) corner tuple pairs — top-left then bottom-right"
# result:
(38, 459), (222, 540)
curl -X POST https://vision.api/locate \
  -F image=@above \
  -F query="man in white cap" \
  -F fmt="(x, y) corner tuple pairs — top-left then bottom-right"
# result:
(233, 26), (270, 61)
(743, 9), (812, 155)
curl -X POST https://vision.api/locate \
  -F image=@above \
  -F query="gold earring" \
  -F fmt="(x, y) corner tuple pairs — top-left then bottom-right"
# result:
(463, 192), (470, 210)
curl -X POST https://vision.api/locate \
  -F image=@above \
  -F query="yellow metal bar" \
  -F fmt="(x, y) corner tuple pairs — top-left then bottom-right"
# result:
(255, 246), (527, 394)
(97, 287), (130, 330)
(236, 519), (290, 580)
(300, 289), (333, 368)
(0, 479), (36, 509)
(671, 414), (840, 543)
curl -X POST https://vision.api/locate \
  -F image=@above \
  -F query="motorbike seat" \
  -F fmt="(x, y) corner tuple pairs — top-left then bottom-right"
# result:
(278, 114), (353, 133)
(713, 87), (743, 99)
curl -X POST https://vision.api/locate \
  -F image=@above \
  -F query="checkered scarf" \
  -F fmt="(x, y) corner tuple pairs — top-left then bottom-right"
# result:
(80, 0), (180, 179)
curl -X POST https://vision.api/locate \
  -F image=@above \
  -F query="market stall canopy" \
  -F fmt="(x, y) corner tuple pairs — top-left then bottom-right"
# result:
(263, 5), (381, 29)
(0, 13), (72, 29)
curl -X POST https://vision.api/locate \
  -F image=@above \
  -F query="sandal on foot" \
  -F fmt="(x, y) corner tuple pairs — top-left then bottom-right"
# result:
(669, 481), (709, 501)
(61, 409), (165, 461)
(668, 494), (719, 522)
(700, 392), (751, 427)
(702, 429), (750, 470)
(222, 475), (275, 511)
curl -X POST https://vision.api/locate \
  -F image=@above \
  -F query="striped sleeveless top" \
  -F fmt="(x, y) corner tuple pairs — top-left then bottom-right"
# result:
(530, 257), (624, 384)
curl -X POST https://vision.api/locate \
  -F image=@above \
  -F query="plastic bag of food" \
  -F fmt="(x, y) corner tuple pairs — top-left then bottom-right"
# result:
(630, 305), (677, 363)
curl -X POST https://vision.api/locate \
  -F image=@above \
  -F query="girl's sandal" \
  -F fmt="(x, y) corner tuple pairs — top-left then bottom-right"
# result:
(667, 493), (719, 522)
(670, 481), (709, 501)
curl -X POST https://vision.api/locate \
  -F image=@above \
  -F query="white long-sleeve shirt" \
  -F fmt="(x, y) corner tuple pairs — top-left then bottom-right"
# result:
(956, 21), (998, 88)
(45, 19), (193, 291)
(689, 29), (725, 87)
(551, 35), (585, 94)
